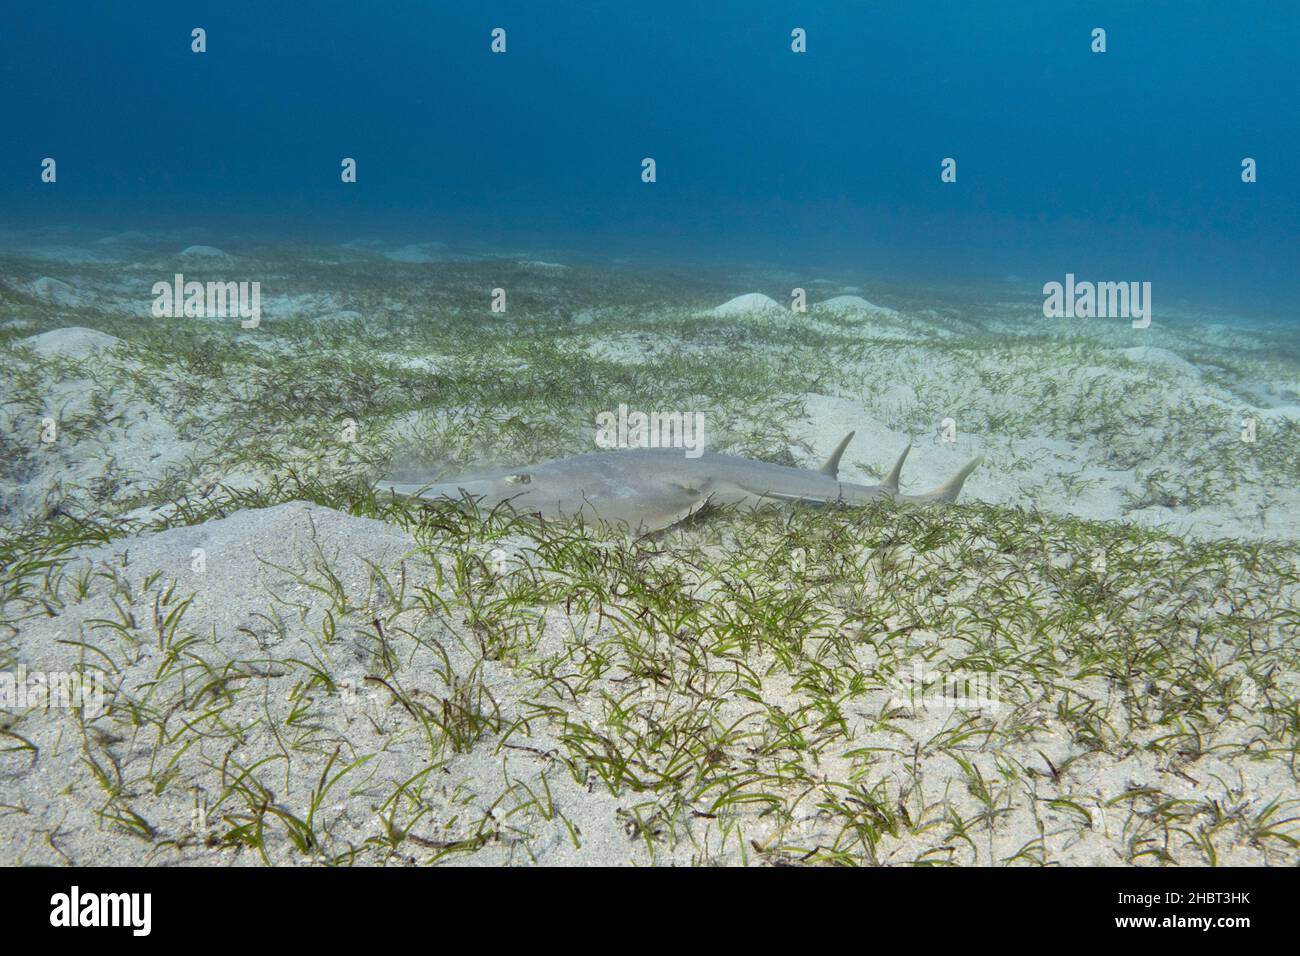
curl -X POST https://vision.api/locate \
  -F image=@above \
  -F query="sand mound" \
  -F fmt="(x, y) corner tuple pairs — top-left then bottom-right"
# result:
(72, 503), (418, 619)
(14, 326), (122, 358)
(1, 501), (637, 865)
(1116, 346), (1200, 377)
(710, 293), (785, 316)
(813, 294), (900, 317)
(384, 242), (449, 263)
(27, 276), (84, 307)
(0, 334), (202, 529)
(178, 245), (233, 261)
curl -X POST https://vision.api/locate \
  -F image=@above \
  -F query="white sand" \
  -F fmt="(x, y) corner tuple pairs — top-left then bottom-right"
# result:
(27, 277), (85, 307)
(16, 326), (122, 357)
(1, 502), (654, 865)
(709, 292), (785, 316)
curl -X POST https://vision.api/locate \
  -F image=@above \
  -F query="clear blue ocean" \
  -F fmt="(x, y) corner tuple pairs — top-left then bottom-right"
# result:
(4, 1), (1297, 312)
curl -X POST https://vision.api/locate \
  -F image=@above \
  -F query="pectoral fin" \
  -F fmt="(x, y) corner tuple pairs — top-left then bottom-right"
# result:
(755, 490), (840, 505)
(578, 477), (714, 534)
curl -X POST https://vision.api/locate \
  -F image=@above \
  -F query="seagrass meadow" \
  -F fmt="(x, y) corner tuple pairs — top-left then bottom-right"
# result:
(2, 237), (1297, 865)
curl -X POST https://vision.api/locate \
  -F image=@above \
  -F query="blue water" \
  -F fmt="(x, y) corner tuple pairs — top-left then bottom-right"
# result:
(4, 1), (1297, 312)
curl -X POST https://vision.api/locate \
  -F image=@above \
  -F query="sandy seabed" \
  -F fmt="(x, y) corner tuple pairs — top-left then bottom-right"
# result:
(1, 229), (1297, 865)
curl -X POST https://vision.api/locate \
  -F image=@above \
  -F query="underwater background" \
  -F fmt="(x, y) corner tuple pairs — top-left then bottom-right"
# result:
(4, 0), (1299, 311)
(2, 3), (1299, 868)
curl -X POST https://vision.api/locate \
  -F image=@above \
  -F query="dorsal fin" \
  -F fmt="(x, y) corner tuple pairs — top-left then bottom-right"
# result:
(912, 455), (983, 503)
(880, 444), (911, 495)
(818, 431), (856, 478)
